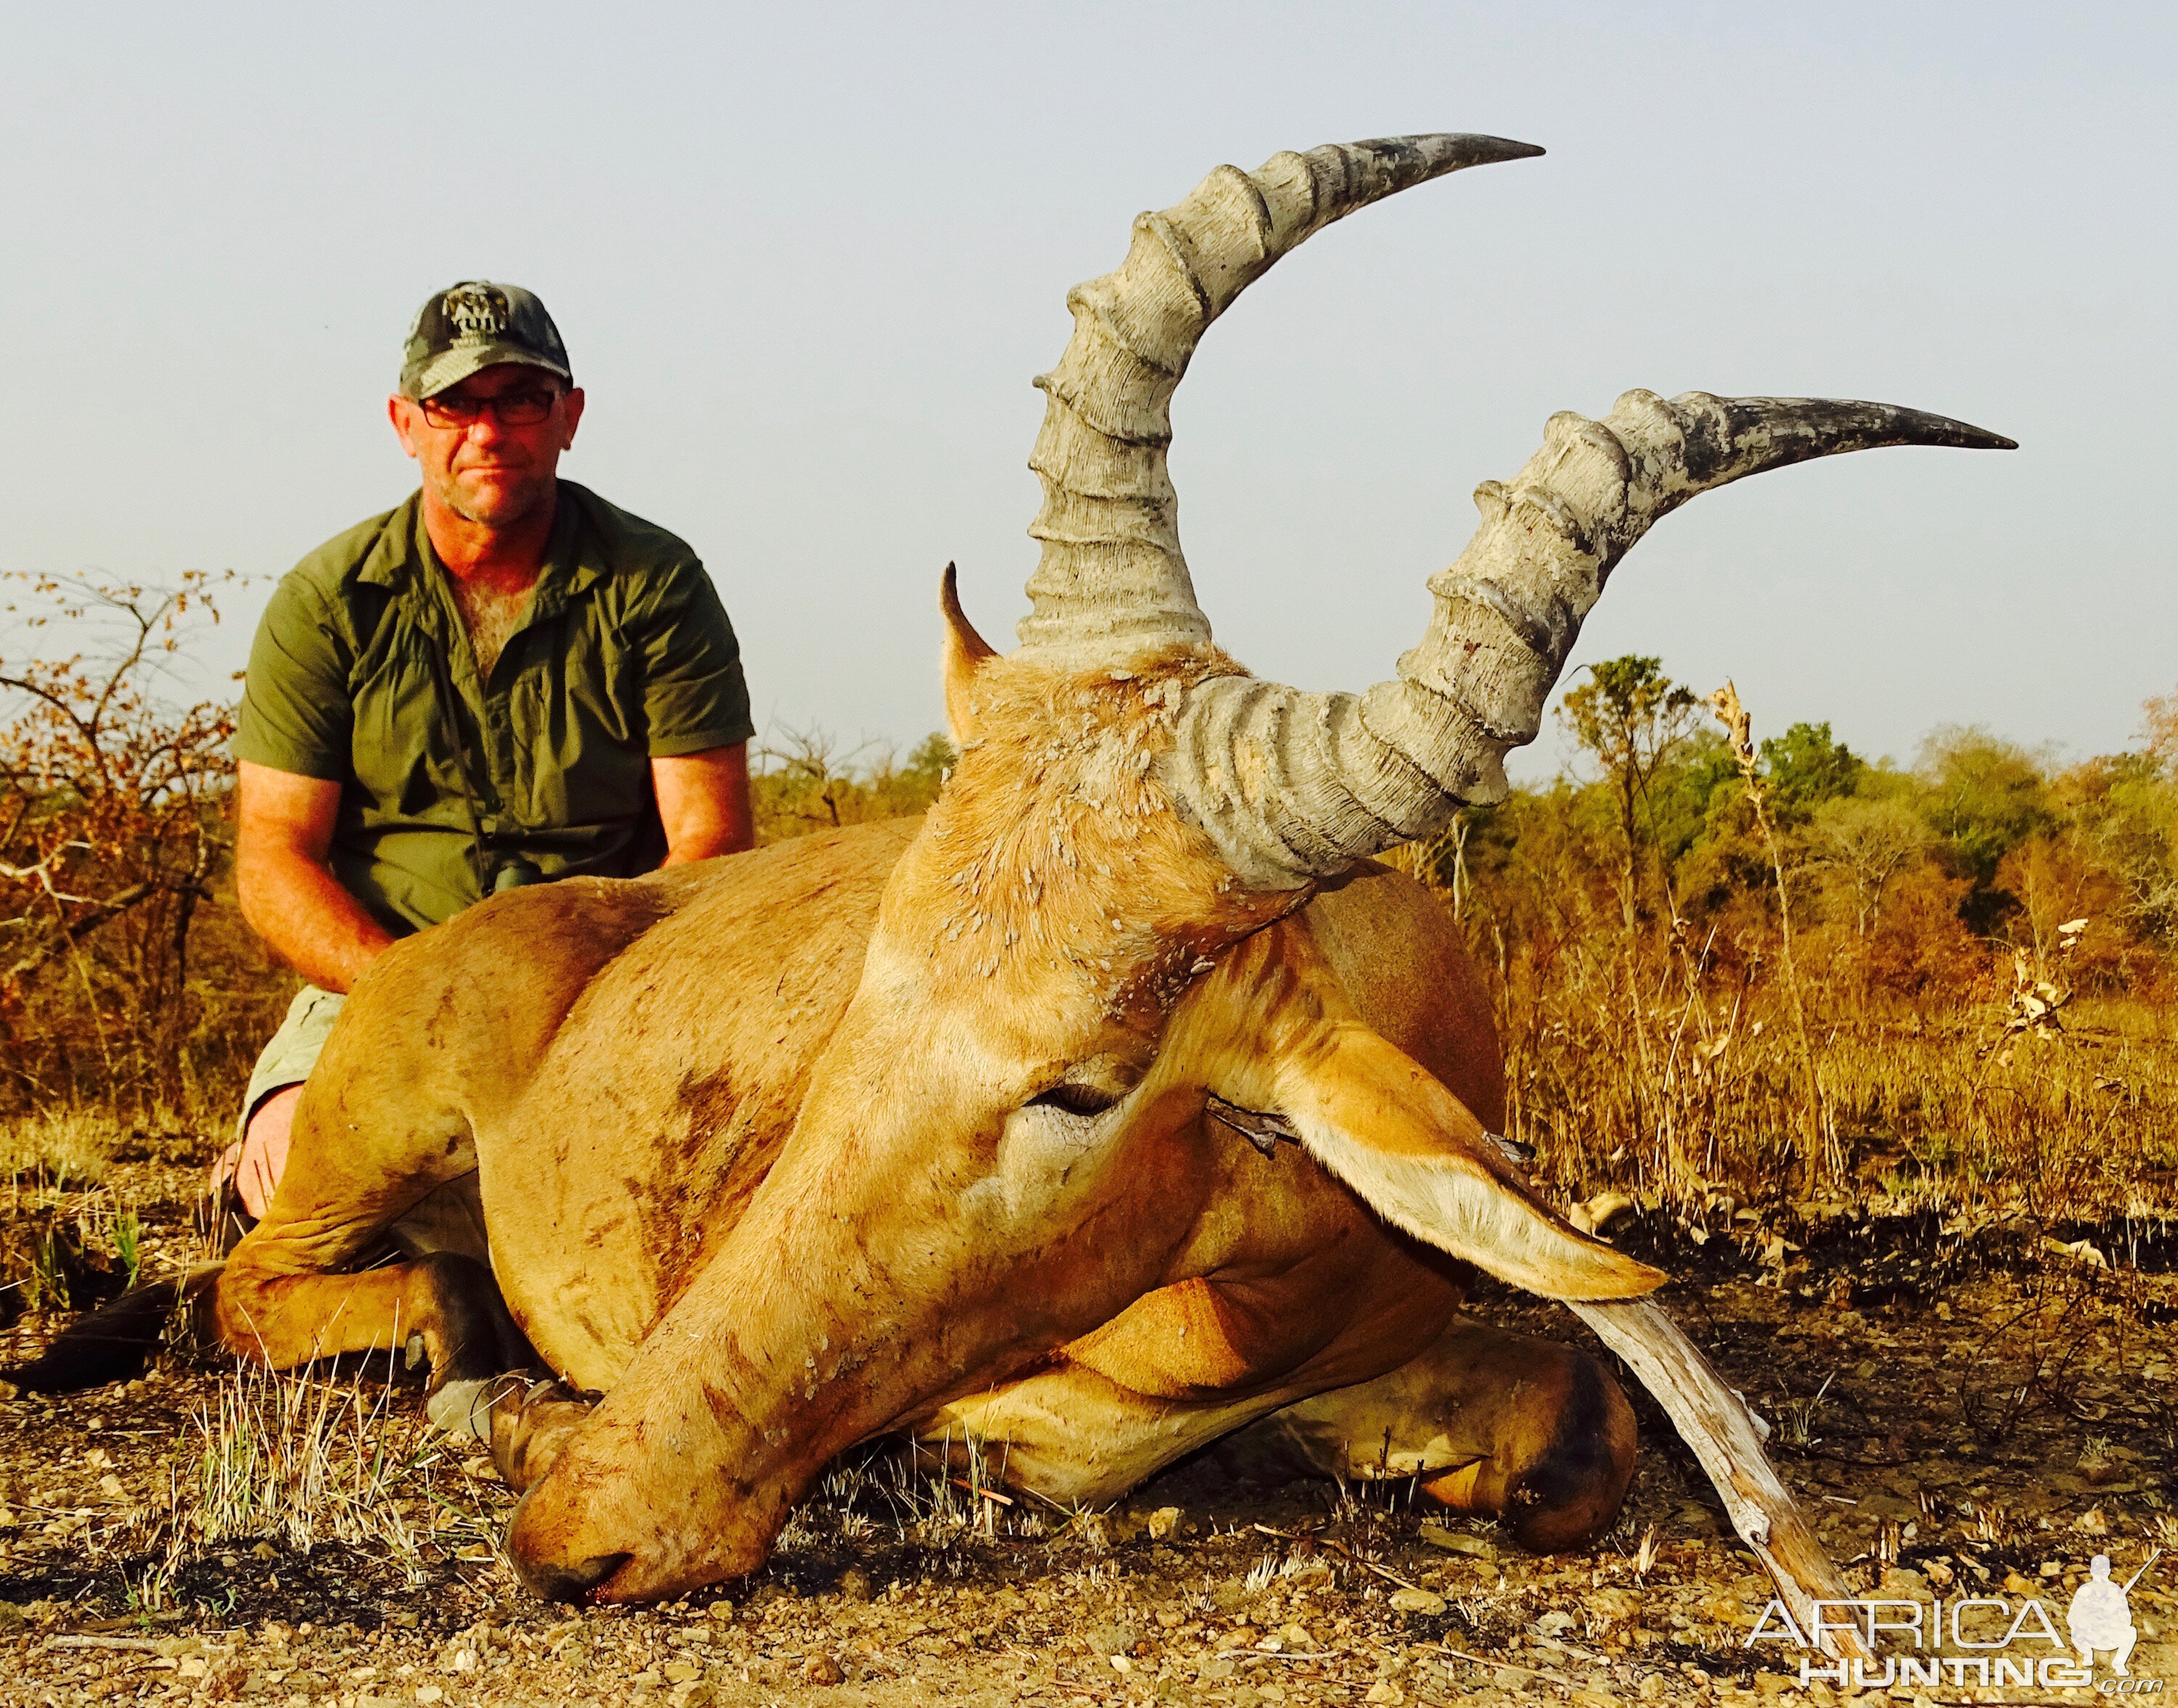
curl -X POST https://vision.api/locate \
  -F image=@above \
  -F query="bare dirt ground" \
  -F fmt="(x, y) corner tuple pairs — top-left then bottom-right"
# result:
(5, 1156), (2177, 1708)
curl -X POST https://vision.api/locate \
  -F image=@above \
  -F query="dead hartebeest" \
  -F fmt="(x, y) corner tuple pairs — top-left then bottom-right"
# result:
(14, 136), (2007, 1638)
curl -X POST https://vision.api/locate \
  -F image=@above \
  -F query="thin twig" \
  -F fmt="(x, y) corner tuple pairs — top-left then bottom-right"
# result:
(1419, 1643), (1576, 1688)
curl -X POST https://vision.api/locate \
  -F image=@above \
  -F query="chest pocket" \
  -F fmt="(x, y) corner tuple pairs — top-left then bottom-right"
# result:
(507, 610), (652, 830)
(350, 612), (466, 821)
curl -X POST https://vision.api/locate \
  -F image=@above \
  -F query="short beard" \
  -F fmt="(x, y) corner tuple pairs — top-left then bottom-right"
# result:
(434, 466), (555, 531)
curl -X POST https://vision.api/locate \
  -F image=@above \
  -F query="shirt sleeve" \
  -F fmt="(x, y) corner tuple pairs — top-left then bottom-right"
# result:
(232, 572), (354, 781)
(635, 560), (756, 756)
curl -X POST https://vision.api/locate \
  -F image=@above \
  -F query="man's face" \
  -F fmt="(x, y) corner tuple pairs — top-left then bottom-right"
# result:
(388, 363), (587, 531)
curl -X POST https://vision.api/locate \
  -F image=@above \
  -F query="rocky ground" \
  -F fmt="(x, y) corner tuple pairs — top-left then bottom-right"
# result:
(4, 1158), (2177, 1707)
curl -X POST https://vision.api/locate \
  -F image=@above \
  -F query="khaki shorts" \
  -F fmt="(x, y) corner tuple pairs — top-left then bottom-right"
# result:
(237, 984), (346, 1140)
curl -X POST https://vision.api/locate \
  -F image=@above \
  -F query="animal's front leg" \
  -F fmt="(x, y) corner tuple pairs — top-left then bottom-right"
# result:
(1218, 1315), (1636, 1552)
(218, 1243), (530, 1392)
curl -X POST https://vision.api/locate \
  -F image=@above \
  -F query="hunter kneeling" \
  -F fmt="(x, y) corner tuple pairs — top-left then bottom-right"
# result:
(214, 279), (756, 1232)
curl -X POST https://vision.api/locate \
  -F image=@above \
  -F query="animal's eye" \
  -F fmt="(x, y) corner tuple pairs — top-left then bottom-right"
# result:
(1027, 1081), (1125, 1119)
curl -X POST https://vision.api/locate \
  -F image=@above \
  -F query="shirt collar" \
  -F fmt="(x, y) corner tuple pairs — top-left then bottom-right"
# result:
(354, 484), (601, 616)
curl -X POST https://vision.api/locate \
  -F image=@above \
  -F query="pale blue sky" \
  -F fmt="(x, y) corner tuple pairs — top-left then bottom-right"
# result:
(3, 2), (2170, 777)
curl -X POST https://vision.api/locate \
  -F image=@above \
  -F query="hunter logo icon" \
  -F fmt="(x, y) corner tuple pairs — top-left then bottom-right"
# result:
(444, 283), (510, 341)
(2070, 1553), (2142, 1676)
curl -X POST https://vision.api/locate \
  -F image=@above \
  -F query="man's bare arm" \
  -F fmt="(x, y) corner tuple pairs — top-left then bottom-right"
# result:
(653, 743), (755, 864)
(235, 761), (395, 993)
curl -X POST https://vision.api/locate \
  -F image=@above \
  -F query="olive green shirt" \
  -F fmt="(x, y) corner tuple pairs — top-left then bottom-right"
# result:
(233, 482), (754, 937)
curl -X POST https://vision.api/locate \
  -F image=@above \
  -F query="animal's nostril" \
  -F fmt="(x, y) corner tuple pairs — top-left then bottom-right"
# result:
(513, 1547), (632, 1603)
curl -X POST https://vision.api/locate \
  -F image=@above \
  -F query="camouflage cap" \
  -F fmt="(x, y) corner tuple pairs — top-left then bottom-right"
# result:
(399, 280), (572, 399)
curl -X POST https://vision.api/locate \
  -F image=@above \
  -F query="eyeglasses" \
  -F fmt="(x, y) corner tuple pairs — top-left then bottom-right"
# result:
(417, 388), (563, 429)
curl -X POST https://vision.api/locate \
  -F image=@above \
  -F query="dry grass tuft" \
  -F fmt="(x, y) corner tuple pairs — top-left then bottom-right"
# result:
(185, 1356), (431, 1562)
(91, 1354), (513, 1610)
(0, 1109), (121, 1190)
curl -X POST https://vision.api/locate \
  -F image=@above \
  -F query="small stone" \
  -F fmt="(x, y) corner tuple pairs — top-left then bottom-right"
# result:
(802, 1654), (844, 1686)
(177, 1656), (209, 1680)
(1087, 1622), (1141, 1658)
(1591, 1588), (1641, 1623)
(415, 1688), (444, 1706)
(662, 1661), (700, 1683)
(836, 1565), (873, 1602)
(1389, 1588), (1446, 1616)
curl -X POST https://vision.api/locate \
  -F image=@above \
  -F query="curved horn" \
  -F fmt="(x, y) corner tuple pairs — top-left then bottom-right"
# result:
(1160, 391), (2017, 888)
(1016, 133), (1545, 662)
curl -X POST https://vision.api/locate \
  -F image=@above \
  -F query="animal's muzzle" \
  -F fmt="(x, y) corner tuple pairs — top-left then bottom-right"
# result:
(508, 1540), (632, 1603)
(504, 1484), (632, 1601)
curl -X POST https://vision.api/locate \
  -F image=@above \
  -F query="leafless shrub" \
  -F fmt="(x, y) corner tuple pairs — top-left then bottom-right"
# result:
(0, 571), (284, 1119)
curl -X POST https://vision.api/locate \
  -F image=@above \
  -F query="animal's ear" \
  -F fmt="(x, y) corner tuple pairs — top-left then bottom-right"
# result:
(1270, 1023), (1664, 1302)
(1169, 920), (1663, 1304)
(939, 563), (996, 743)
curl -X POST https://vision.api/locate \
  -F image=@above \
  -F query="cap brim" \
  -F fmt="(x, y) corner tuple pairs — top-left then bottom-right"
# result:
(404, 343), (572, 399)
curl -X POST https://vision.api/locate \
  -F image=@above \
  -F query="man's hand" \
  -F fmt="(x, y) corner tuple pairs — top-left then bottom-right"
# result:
(653, 743), (755, 864)
(236, 761), (395, 993)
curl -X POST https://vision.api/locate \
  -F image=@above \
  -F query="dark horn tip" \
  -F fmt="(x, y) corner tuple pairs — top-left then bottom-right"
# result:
(1875, 406), (2015, 451)
(1903, 414), (2017, 452)
(1716, 396), (2018, 456)
(1415, 132), (1546, 165)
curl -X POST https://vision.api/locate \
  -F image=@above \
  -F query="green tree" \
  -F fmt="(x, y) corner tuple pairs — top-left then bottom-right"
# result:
(1759, 721), (1866, 817)
(1557, 655), (1700, 929)
(1917, 725), (2052, 886)
(900, 731), (958, 790)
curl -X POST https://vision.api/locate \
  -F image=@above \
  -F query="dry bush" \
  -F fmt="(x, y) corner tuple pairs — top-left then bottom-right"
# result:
(0, 573), (289, 1125)
(1424, 669), (2178, 1225)
(750, 727), (953, 845)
